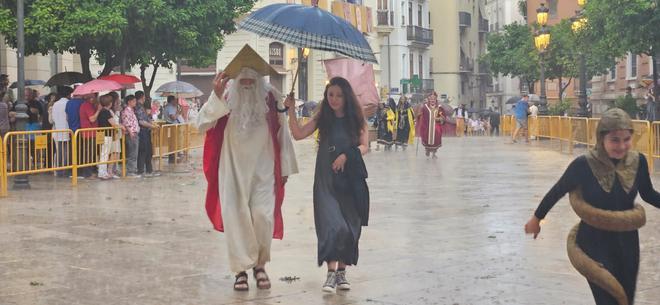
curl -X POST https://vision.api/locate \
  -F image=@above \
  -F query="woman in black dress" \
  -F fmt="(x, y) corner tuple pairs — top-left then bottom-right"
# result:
(285, 77), (369, 293)
(525, 108), (660, 305)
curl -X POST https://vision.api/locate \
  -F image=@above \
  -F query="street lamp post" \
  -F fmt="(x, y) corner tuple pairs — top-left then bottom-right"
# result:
(12, 0), (30, 189)
(572, 1), (589, 117)
(535, 3), (551, 115)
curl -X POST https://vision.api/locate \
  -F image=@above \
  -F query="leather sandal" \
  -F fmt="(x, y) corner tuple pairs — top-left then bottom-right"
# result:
(233, 271), (248, 291)
(253, 268), (271, 290)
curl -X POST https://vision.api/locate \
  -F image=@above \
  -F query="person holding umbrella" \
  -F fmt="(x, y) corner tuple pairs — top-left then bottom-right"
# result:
(285, 77), (370, 293)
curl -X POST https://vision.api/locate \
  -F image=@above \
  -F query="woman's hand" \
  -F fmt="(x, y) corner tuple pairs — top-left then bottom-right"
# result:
(213, 72), (230, 98)
(524, 216), (541, 239)
(332, 154), (347, 173)
(284, 94), (296, 115)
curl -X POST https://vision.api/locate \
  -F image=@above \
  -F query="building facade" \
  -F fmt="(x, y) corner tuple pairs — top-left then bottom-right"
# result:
(484, 0), (525, 112)
(215, 0), (380, 104)
(429, 0), (491, 109)
(375, 0), (433, 101)
(526, 0), (656, 116)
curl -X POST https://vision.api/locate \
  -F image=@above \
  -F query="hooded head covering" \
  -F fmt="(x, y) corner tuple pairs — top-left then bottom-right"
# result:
(586, 108), (639, 193)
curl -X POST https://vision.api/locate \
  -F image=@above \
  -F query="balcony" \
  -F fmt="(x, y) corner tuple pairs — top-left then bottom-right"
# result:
(406, 25), (433, 47)
(376, 10), (395, 33)
(459, 12), (471, 28)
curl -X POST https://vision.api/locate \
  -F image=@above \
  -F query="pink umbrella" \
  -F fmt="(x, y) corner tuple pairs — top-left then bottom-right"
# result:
(72, 79), (123, 96)
(323, 58), (379, 117)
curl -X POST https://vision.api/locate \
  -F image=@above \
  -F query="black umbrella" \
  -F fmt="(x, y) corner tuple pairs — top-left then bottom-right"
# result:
(9, 79), (45, 88)
(506, 96), (522, 104)
(45, 72), (92, 87)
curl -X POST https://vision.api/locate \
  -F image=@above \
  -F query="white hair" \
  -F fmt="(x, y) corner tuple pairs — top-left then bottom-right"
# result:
(227, 67), (269, 132)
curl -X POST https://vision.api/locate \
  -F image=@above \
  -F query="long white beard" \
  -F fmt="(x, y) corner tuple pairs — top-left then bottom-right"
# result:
(227, 81), (269, 132)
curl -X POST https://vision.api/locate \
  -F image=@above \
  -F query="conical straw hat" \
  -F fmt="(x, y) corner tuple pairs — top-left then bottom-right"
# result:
(223, 44), (278, 78)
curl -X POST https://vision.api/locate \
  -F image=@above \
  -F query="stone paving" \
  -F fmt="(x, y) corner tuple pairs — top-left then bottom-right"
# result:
(1, 136), (660, 305)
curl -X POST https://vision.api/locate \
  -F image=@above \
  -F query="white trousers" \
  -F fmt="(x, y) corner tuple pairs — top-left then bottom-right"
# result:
(97, 136), (113, 177)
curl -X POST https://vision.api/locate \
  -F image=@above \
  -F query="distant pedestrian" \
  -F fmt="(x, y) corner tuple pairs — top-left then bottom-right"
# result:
(394, 96), (415, 151)
(121, 95), (140, 177)
(137, 99), (159, 177)
(97, 94), (124, 180)
(375, 103), (395, 151)
(78, 94), (100, 178)
(489, 108), (500, 136)
(417, 94), (445, 159)
(51, 87), (74, 177)
(511, 94), (530, 143)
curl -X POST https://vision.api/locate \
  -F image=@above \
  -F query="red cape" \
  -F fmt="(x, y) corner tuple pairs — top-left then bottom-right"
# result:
(202, 93), (285, 239)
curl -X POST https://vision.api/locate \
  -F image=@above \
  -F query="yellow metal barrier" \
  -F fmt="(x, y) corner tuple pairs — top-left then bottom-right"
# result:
(72, 127), (125, 184)
(2, 129), (76, 194)
(158, 123), (189, 170)
(0, 136), (5, 197)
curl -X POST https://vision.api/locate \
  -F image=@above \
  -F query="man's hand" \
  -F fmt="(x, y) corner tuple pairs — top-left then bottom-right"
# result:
(332, 154), (347, 173)
(213, 72), (230, 98)
(524, 216), (541, 239)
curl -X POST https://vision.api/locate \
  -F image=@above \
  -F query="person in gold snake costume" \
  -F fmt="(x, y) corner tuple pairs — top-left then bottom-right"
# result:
(525, 108), (660, 305)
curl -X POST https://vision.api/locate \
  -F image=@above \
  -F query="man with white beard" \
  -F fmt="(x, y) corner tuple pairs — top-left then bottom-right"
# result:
(196, 45), (298, 291)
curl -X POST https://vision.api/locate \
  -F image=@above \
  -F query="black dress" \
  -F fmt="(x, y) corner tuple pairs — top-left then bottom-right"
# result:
(396, 108), (411, 146)
(313, 117), (362, 266)
(535, 154), (660, 304)
(376, 109), (393, 145)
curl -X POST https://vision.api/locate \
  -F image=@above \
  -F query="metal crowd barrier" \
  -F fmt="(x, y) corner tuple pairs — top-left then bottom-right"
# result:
(72, 127), (126, 183)
(2, 129), (76, 195)
(530, 116), (653, 169)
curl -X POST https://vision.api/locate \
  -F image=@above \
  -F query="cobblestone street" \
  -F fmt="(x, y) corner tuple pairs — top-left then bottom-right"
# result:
(1, 137), (660, 305)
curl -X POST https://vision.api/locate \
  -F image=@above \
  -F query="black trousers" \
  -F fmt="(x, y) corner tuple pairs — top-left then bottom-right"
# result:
(137, 130), (153, 174)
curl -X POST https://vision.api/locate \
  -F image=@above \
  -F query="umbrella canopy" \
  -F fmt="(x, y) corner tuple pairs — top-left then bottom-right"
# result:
(72, 79), (123, 97)
(45, 72), (92, 87)
(98, 74), (141, 86)
(9, 79), (45, 88)
(155, 81), (203, 99)
(238, 3), (377, 64)
(506, 96), (522, 104)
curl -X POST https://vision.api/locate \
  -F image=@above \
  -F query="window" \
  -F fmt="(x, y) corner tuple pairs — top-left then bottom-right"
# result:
(377, 0), (387, 10)
(418, 5), (422, 27)
(430, 57), (434, 74)
(408, 2), (413, 26)
(410, 52), (414, 78)
(419, 55), (423, 78)
(649, 56), (654, 76)
(401, 2), (405, 25)
(627, 53), (637, 79)
(609, 65), (616, 81)
(402, 54), (407, 79)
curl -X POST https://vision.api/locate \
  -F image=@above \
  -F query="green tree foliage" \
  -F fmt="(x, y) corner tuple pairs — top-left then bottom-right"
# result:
(0, 0), (256, 97)
(548, 98), (572, 116)
(613, 95), (641, 118)
(482, 20), (614, 102)
(481, 23), (539, 94)
(582, 0), (660, 99)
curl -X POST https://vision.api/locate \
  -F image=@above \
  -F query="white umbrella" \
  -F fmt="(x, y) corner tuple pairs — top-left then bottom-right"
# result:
(155, 81), (204, 98)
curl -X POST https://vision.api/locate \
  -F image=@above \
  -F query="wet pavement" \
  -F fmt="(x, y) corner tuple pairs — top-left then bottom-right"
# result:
(1, 136), (660, 305)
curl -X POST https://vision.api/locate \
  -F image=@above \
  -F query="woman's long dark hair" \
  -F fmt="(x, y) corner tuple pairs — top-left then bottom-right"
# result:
(315, 77), (365, 145)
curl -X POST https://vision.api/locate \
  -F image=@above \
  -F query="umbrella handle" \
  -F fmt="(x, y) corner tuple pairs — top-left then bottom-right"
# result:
(277, 64), (302, 113)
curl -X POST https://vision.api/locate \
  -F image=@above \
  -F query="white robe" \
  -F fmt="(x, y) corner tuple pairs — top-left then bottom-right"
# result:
(196, 91), (298, 272)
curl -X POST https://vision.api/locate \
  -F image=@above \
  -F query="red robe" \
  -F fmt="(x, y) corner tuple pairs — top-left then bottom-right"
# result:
(202, 93), (286, 239)
(418, 104), (443, 149)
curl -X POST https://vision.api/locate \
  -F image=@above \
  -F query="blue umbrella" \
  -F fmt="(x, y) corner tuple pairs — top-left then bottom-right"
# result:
(238, 2), (377, 64)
